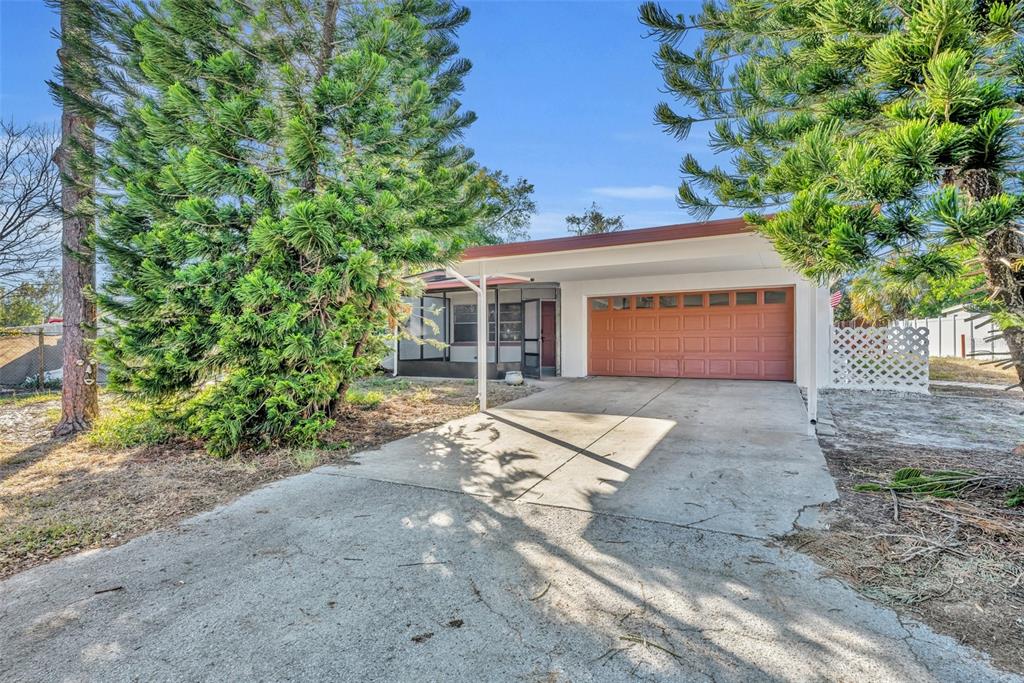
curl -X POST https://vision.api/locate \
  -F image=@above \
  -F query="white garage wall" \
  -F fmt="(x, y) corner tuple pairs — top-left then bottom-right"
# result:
(558, 268), (831, 389)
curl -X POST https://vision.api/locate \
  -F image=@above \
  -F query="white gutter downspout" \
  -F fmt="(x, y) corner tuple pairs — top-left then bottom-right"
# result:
(446, 264), (488, 411)
(807, 285), (818, 433)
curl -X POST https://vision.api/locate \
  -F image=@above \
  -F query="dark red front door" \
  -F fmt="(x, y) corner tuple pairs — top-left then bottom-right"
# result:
(541, 301), (556, 366)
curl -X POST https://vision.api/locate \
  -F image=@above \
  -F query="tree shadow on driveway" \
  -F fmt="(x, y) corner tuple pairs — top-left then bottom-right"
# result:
(0, 417), (1013, 682)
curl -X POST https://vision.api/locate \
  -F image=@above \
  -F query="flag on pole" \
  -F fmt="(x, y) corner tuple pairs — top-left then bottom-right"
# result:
(830, 290), (843, 309)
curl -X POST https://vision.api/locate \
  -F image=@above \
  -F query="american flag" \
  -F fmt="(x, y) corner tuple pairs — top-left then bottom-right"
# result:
(830, 291), (843, 309)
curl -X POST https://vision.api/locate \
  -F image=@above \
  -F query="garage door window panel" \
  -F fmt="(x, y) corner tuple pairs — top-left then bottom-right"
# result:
(736, 291), (758, 305)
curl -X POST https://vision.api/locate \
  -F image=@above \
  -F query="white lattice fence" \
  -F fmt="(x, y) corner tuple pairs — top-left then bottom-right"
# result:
(831, 327), (930, 393)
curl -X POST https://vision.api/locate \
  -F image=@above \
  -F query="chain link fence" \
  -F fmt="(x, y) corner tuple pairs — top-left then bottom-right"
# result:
(0, 323), (63, 390)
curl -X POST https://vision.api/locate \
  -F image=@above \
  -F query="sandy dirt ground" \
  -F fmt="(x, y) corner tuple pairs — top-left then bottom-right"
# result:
(790, 384), (1024, 673)
(0, 378), (536, 579)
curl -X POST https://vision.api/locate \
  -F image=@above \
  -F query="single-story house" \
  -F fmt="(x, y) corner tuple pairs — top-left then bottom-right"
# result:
(385, 217), (832, 421)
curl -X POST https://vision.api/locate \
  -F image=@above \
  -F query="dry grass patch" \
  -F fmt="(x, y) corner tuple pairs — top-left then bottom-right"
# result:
(930, 357), (1018, 385)
(0, 378), (537, 578)
(0, 390), (61, 408)
(328, 378), (533, 452)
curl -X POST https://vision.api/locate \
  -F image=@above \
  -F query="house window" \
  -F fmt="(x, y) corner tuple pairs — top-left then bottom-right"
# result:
(736, 291), (758, 305)
(709, 292), (730, 306)
(659, 295), (677, 308)
(591, 298), (609, 311)
(612, 296), (631, 310)
(498, 302), (523, 342)
(454, 302), (523, 342)
(453, 304), (477, 342)
(764, 290), (788, 304)
(637, 295), (654, 309)
(684, 294), (704, 307)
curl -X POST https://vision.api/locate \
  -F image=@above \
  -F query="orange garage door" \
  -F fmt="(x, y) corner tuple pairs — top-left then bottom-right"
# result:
(588, 288), (794, 381)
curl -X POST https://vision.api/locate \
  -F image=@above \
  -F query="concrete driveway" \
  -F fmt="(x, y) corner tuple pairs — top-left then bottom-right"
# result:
(1, 379), (1016, 681)
(340, 377), (837, 538)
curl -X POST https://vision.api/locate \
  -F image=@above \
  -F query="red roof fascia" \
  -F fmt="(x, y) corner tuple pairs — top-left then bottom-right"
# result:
(460, 216), (750, 261)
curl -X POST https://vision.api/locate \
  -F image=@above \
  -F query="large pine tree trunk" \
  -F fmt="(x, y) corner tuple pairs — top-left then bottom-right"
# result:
(978, 229), (1024, 388)
(957, 169), (1024, 389)
(52, 7), (99, 437)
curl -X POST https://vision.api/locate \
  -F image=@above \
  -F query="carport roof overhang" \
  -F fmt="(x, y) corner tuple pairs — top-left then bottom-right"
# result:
(451, 217), (786, 282)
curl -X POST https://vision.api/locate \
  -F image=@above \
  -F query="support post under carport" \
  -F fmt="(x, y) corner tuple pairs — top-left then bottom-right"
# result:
(391, 325), (399, 377)
(446, 265), (488, 411)
(477, 267), (487, 411)
(806, 286), (821, 433)
(808, 305), (817, 424)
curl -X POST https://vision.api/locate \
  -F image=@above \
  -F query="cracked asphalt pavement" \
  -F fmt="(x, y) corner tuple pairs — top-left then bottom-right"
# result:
(1, 473), (1016, 681)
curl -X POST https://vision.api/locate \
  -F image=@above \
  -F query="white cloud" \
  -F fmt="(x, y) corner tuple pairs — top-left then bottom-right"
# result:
(591, 185), (678, 200)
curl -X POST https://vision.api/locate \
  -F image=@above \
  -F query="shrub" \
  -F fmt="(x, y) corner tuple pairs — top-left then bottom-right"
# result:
(411, 388), (434, 403)
(86, 402), (174, 449)
(345, 388), (384, 410)
(1006, 486), (1024, 508)
(288, 448), (321, 470)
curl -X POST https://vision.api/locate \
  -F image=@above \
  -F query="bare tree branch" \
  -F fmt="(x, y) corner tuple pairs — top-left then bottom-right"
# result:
(0, 119), (61, 291)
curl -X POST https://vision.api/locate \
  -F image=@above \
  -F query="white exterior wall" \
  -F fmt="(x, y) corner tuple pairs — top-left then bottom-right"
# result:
(558, 268), (831, 389)
(451, 231), (833, 389)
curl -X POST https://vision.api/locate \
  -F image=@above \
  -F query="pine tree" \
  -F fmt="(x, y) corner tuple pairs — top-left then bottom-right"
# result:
(49, 0), (102, 435)
(46, 0), (141, 434)
(96, 0), (485, 455)
(565, 203), (625, 235)
(641, 0), (1024, 386)
(469, 169), (536, 244)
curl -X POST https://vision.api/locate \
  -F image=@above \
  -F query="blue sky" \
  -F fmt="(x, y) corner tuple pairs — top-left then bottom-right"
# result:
(0, 0), (730, 239)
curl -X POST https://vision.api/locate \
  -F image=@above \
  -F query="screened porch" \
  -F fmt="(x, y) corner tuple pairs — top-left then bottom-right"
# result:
(391, 283), (560, 379)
